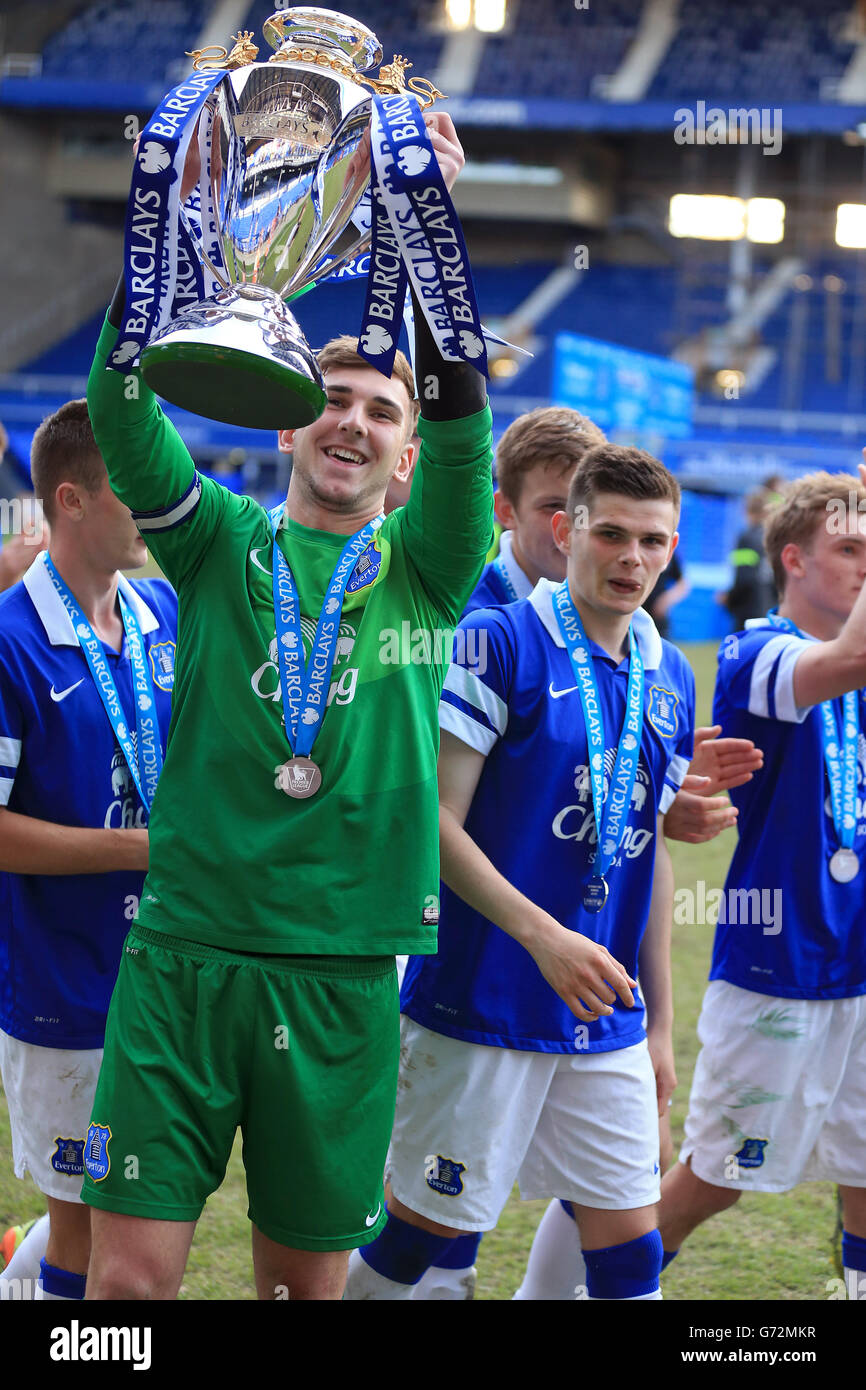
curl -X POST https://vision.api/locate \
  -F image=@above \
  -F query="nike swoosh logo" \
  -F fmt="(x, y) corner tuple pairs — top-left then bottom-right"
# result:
(549, 682), (580, 699)
(249, 547), (271, 575)
(365, 1204), (382, 1228)
(50, 680), (85, 703)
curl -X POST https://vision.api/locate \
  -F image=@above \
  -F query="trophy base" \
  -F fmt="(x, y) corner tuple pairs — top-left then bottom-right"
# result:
(139, 287), (327, 430)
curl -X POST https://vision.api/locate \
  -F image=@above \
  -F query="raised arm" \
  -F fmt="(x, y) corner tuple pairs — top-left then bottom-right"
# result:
(396, 114), (494, 624)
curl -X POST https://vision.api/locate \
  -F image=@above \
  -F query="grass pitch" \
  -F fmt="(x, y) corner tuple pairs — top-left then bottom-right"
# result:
(0, 641), (838, 1298)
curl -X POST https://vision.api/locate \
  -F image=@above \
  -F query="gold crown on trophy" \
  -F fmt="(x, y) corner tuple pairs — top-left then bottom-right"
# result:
(187, 25), (444, 108)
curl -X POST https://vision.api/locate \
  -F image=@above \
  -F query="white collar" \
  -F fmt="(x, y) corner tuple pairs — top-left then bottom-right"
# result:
(528, 578), (664, 672)
(496, 530), (534, 600)
(22, 550), (160, 648)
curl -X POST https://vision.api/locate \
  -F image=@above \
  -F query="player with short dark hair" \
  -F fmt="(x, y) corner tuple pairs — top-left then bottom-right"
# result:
(346, 443), (694, 1302)
(0, 400), (176, 1300)
(659, 466), (866, 1301)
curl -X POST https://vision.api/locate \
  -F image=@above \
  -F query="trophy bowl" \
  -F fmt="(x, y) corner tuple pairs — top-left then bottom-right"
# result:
(139, 9), (383, 430)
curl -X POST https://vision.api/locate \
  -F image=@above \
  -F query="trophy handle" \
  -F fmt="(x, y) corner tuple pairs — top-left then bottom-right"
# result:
(186, 44), (230, 72)
(406, 77), (446, 110)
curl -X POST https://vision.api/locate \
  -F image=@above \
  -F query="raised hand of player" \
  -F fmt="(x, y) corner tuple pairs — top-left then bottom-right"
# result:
(530, 923), (636, 1023)
(687, 724), (763, 795)
(343, 110), (465, 195)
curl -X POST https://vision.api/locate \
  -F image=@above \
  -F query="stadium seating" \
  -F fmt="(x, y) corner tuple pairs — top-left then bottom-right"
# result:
(648, 0), (858, 104)
(40, 0), (201, 85)
(473, 0), (639, 101)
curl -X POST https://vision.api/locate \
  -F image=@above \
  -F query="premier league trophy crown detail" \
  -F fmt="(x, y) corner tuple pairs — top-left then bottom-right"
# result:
(107, 8), (464, 429)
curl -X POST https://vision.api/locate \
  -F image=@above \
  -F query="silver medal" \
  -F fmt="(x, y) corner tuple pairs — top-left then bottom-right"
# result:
(274, 756), (322, 799)
(829, 847), (859, 883)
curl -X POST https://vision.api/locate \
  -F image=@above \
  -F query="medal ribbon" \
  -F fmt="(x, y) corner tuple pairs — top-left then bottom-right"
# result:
(43, 556), (163, 814)
(107, 68), (226, 372)
(552, 582), (645, 883)
(768, 610), (858, 852)
(270, 512), (383, 758)
(493, 555), (520, 603)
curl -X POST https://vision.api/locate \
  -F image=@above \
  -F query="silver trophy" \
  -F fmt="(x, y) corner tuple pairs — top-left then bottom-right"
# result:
(139, 8), (441, 429)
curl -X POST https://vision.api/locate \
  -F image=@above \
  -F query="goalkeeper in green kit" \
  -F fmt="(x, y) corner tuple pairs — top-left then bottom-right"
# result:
(80, 114), (494, 1300)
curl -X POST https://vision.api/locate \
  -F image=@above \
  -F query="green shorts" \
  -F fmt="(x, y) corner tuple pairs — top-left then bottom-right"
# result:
(81, 927), (399, 1250)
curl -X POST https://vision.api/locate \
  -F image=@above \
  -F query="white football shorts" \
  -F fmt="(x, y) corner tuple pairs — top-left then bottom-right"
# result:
(0, 1029), (102, 1202)
(387, 1017), (661, 1231)
(680, 980), (866, 1192)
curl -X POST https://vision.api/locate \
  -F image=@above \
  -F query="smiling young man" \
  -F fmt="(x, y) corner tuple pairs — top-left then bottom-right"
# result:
(346, 443), (695, 1303)
(0, 401), (175, 1301)
(79, 114), (499, 1302)
(659, 468), (866, 1299)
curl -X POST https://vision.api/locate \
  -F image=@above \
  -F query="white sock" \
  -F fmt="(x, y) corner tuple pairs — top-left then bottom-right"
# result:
(2, 1214), (50, 1287)
(844, 1266), (866, 1300)
(513, 1200), (587, 1300)
(411, 1263), (477, 1300)
(344, 1248), (416, 1301)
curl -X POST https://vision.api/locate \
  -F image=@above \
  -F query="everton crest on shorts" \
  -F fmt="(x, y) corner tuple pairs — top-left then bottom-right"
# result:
(733, 1137), (769, 1169)
(84, 1123), (112, 1182)
(51, 1136), (85, 1177)
(425, 1153), (466, 1197)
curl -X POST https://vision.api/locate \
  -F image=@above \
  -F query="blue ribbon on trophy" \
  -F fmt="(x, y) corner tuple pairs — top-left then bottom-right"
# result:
(107, 69), (227, 372)
(358, 92), (488, 377)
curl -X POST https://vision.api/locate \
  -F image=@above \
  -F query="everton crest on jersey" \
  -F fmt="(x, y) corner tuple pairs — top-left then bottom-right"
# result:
(148, 641), (176, 691)
(401, 579), (695, 1054)
(345, 537), (383, 595)
(647, 685), (679, 738)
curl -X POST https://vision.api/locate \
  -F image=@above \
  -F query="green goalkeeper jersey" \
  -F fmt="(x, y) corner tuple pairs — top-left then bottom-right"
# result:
(87, 318), (493, 954)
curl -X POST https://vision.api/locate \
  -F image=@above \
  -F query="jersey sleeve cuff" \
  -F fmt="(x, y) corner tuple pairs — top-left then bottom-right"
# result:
(416, 405), (493, 466)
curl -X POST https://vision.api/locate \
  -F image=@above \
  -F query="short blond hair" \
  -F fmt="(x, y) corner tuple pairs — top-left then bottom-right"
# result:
(316, 335), (419, 436)
(495, 407), (606, 504)
(764, 470), (866, 594)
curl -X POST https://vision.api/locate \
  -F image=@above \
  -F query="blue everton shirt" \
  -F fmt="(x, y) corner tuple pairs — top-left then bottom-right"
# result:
(400, 579), (695, 1053)
(0, 551), (177, 1048)
(463, 530), (533, 615)
(711, 619), (866, 999)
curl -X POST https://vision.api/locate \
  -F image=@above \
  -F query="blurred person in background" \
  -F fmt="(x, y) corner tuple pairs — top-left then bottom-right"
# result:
(643, 551), (690, 641)
(719, 489), (776, 631)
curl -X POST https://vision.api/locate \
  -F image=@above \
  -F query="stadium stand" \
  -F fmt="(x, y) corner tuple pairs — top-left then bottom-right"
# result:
(39, 0), (201, 86)
(648, 0), (859, 104)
